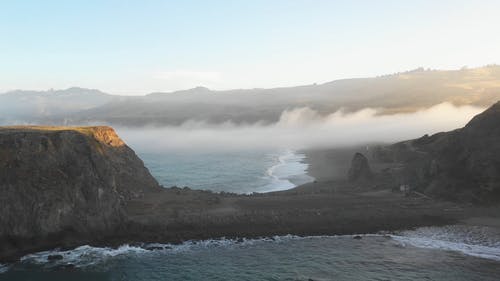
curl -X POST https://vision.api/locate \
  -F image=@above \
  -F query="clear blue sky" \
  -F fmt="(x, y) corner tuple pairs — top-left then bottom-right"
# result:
(1, 0), (499, 95)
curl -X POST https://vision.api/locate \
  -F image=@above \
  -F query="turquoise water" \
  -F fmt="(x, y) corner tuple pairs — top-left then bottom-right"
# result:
(2, 227), (500, 280)
(137, 149), (314, 194)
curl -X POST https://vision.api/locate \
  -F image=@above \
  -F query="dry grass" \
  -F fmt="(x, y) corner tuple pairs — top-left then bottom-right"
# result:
(0, 125), (124, 147)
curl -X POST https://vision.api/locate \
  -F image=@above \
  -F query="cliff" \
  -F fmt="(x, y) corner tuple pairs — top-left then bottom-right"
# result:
(371, 101), (500, 203)
(0, 126), (161, 260)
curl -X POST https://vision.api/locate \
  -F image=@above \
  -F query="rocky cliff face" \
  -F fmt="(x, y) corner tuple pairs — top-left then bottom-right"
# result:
(372, 101), (500, 203)
(0, 126), (161, 260)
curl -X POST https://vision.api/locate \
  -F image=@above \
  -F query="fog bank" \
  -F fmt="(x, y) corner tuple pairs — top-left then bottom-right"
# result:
(117, 103), (484, 152)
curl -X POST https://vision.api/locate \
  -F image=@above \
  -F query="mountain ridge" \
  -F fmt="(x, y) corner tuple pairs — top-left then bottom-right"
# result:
(2, 65), (500, 126)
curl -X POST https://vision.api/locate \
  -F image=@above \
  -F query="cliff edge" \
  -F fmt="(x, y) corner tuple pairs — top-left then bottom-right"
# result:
(0, 126), (161, 260)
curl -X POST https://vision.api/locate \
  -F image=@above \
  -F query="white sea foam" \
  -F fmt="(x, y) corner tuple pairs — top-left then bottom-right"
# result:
(13, 235), (350, 271)
(6, 226), (500, 274)
(20, 244), (149, 268)
(261, 149), (314, 192)
(392, 235), (500, 261)
(12, 234), (387, 272)
(391, 225), (500, 261)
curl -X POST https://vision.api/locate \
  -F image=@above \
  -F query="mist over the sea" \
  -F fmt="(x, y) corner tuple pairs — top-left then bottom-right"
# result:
(117, 102), (483, 152)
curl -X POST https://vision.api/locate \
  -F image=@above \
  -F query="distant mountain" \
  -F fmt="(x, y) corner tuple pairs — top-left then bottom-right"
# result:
(0, 87), (115, 124)
(2, 65), (500, 126)
(74, 65), (500, 126)
(147, 86), (212, 98)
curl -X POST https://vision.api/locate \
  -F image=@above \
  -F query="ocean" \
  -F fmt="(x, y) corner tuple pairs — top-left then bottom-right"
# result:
(136, 149), (315, 194)
(2, 226), (500, 280)
(2, 149), (500, 280)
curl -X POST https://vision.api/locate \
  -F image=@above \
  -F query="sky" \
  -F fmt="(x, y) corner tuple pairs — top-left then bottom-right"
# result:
(1, 0), (499, 95)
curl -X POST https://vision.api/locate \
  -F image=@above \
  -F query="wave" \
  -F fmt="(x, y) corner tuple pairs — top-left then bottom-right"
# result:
(13, 234), (374, 272)
(261, 149), (314, 192)
(4, 225), (500, 274)
(20, 244), (149, 268)
(391, 225), (500, 261)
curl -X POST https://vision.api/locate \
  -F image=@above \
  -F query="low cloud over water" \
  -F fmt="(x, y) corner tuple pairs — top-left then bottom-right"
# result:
(117, 103), (484, 152)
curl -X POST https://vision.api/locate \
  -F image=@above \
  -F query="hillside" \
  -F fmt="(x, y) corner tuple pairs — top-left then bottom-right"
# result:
(0, 87), (114, 123)
(2, 66), (500, 126)
(371, 101), (500, 203)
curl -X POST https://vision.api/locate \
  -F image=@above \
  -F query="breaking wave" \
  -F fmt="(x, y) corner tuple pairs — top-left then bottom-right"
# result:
(261, 149), (314, 192)
(3, 225), (500, 275)
(391, 225), (500, 261)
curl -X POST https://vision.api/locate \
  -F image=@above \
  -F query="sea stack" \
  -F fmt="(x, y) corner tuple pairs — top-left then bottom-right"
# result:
(347, 152), (373, 182)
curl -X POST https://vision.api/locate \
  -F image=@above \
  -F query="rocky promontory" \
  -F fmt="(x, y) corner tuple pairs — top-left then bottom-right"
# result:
(0, 126), (161, 260)
(369, 101), (500, 203)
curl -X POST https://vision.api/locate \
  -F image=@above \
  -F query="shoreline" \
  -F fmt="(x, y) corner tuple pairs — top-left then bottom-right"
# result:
(265, 149), (315, 192)
(7, 228), (500, 276)
(6, 209), (500, 268)
(0, 204), (458, 264)
(10, 230), (484, 270)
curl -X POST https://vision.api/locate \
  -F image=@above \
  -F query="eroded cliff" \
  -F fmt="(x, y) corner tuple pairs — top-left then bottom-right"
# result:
(371, 101), (500, 203)
(0, 126), (161, 260)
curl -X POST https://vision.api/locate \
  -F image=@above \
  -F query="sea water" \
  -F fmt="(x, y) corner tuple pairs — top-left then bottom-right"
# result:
(137, 149), (314, 194)
(2, 226), (500, 280)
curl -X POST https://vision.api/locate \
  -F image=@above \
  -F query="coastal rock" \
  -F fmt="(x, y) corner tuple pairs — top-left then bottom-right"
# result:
(0, 126), (161, 261)
(347, 153), (372, 182)
(372, 101), (500, 203)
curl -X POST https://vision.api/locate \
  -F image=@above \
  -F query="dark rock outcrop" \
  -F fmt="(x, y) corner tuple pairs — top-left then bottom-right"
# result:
(0, 126), (161, 260)
(372, 101), (500, 203)
(348, 152), (372, 182)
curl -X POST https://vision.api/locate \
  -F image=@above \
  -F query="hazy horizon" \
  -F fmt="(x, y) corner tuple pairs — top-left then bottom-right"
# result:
(1, 64), (498, 97)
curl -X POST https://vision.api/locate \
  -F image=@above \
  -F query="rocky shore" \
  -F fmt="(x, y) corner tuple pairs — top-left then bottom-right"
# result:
(2, 102), (500, 262)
